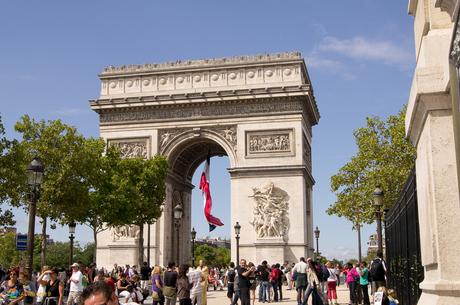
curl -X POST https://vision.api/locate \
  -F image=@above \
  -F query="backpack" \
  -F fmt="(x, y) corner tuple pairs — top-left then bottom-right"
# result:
(370, 259), (385, 280)
(320, 264), (330, 282)
(314, 263), (328, 282)
(227, 269), (236, 283)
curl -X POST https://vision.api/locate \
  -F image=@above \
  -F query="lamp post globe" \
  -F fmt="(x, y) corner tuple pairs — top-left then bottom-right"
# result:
(373, 186), (384, 254)
(314, 226), (320, 259)
(234, 222), (241, 263)
(26, 157), (44, 279)
(191, 227), (196, 266)
(68, 222), (76, 266)
(173, 204), (183, 264)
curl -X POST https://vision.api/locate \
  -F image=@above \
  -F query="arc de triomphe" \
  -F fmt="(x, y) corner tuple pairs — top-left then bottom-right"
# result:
(90, 52), (320, 268)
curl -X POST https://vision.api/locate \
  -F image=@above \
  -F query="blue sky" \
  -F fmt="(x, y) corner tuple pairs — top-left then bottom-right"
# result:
(0, 1), (414, 262)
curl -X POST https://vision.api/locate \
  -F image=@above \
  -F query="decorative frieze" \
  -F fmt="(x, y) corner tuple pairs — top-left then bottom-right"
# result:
(100, 98), (304, 124)
(303, 134), (312, 173)
(250, 182), (290, 239)
(158, 125), (237, 153)
(246, 129), (295, 157)
(108, 138), (149, 159)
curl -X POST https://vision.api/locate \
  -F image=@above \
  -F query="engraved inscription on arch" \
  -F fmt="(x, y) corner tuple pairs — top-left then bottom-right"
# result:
(246, 129), (294, 157)
(108, 138), (149, 159)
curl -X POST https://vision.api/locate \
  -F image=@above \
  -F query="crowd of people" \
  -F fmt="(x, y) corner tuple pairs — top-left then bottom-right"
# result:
(0, 250), (398, 305)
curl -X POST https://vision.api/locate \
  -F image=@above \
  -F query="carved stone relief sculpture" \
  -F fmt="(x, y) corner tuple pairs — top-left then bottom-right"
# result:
(108, 139), (148, 159)
(250, 183), (290, 238)
(246, 129), (294, 157)
(111, 225), (140, 241)
(158, 125), (237, 152)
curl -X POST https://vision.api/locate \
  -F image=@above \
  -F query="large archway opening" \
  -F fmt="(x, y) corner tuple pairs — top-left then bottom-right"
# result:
(165, 136), (232, 265)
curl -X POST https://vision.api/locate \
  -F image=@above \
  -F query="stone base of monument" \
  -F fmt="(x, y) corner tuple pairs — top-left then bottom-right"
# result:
(254, 237), (287, 264)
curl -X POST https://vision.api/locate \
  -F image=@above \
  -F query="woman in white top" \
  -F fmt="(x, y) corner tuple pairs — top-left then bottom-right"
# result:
(326, 262), (338, 305)
(36, 266), (51, 305)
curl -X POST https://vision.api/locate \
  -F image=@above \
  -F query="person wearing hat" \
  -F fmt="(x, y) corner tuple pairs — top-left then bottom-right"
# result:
(67, 263), (83, 305)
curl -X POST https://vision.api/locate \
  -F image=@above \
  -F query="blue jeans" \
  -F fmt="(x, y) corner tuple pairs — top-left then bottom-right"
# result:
(260, 281), (270, 302)
(301, 284), (314, 305)
(271, 281), (279, 301)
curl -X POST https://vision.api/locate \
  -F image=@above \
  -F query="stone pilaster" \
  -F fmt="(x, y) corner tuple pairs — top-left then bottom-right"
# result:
(407, 1), (460, 303)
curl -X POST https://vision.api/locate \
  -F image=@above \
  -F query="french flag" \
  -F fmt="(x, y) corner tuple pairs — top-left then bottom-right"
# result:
(199, 155), (224, 232)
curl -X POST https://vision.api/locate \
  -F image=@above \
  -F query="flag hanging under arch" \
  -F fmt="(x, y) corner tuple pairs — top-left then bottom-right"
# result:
(199, 155), (224, 232)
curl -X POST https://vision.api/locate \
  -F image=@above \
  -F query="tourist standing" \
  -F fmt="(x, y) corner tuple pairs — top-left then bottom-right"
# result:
(370, 251), (387, 294)
(140, 262), (151, 291)
(188, 267), (203, 305)
(325, 262), (338, 305)
(257, 261), (270, 303)
(345, 263), (359, 305)
(196, 260), (208, 305)
(236, 259), (254, 305)
(301, 259), (322, 305)
(225, 262), (236, 303)
(163, 262), (178, 305)
(36, 266), (51, 305)
(230, 266), (240, 305)
(357, 262), (370, 305)
(46, 268), (64, 305)
(334, 265), (341, 287)
(270, 264), (280, 302)
(151, 266), (164, 305)
(176, 265), (192, 305)
(247, 262), (257, 305)
(293, 257), (308, 305)
(67, 263), (83, 305)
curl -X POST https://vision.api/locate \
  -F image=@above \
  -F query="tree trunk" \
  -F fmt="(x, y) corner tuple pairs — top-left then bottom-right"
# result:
(40, 217), (47, 267)
(138, 224), (144, 267)
(357, 223), (362, 263)
(93, 226), (98, 263)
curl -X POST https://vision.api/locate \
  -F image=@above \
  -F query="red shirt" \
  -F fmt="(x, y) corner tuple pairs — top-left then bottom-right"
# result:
(105, 278), (116, 292)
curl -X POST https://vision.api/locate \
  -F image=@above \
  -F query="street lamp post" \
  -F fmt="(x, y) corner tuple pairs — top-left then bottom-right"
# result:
(173, 204), (183, 264)
(68, 222), (76, 266)
(191, 227), (196, 267)
(26, 157), (44, 279)
(314, 226), (320, 260)
(234, 222), (241, 263)
(373, 186), (384, 254)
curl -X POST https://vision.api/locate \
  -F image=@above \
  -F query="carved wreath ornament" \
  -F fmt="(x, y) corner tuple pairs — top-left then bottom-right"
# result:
(250, 183), (290, 238)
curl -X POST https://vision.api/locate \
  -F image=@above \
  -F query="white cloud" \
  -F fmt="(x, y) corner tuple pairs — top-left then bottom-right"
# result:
(318, 36), (412, 66)
(306, 53), (357, 80)
(325, 246), (358, 262)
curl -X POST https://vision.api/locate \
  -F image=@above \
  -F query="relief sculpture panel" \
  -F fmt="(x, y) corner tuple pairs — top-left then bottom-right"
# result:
(246, 129), (294, 157)
(250, 183), (290, 239)
(108, 138), (149, 159)
(111, 225), (140, 241)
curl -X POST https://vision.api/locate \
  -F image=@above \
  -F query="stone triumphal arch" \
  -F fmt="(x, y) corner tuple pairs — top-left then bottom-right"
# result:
(90, 52), (320, 268)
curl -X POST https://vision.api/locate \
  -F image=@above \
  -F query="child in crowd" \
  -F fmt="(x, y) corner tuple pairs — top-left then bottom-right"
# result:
(387, 289), (399, 305)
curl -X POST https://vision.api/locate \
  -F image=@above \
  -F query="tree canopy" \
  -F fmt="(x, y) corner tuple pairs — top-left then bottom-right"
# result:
(328, 107), (416, 225)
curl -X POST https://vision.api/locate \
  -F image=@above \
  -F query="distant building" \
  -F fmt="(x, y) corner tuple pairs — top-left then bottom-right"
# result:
(195, 237), (230, 249)
(0, 227), (17, 236)
(366, 233), (385, 256)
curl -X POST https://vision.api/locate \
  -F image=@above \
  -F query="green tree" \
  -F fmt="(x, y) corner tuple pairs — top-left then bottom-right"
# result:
(0, 116), (17, 226)
(194, 244), (216, 266)
(193, 244), (230, 267)
(5, 116), (103, 269)
(109, 156), (168, 266)
(328, 107), (416, 225)
(0, 233), (21, 268)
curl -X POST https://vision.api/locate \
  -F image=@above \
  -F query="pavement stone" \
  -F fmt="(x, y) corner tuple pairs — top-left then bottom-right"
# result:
(203, 284), (351, 305)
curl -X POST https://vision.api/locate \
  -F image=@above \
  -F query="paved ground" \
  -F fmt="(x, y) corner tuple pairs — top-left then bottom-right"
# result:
(203, 285), (351, 305)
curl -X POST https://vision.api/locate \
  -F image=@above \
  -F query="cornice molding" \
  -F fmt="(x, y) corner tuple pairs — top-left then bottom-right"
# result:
(100, 51), (302, 76)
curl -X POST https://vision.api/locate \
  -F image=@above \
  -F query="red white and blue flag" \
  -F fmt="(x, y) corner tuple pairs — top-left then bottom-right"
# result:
(199, 155), (224, 232)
